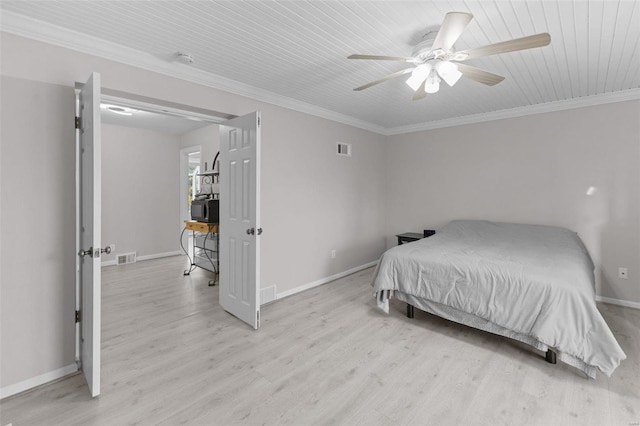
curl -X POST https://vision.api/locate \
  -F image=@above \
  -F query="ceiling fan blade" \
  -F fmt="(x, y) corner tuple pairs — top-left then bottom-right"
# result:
(457, 33), (551, 61)
(412, 80), (428, 101)
(348, 54), (414, 62)
(431, 12), (473, 52)
(353, 67), (415, 91)
(455, 63), (505, 86)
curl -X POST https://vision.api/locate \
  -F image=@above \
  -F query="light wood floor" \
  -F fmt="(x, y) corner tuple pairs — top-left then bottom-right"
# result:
(1, 255), (639, 425)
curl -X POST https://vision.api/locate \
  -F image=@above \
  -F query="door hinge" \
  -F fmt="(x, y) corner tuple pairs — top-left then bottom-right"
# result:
(75, 310), (81, 323)
(75, 116), (81, 129)
(257, 116), (261, 126)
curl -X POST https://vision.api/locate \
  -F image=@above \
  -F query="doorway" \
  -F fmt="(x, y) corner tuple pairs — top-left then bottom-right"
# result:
(78, 83), (262, 397)
(180, 146), (201, 253)
(99, 93), (223, 267)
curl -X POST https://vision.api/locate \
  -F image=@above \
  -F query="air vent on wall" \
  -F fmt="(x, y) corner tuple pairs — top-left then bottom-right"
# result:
(261, 286), (277, 305)
(337, 142), (352, 157)
(117, 252), (137, 265)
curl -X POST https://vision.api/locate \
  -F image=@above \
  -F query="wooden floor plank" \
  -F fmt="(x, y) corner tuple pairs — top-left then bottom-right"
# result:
(1, 255), (638, 425)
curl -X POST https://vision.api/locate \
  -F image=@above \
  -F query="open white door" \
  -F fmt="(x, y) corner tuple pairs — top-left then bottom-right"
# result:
(219, 112), (261, 329)
(76, 72), (102, 397)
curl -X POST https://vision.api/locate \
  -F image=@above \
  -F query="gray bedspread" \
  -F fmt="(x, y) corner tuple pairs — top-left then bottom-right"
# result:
(371, 220), (626, 377)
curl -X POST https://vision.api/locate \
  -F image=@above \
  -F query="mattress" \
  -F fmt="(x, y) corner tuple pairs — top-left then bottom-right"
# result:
(371, 220), (626, 378)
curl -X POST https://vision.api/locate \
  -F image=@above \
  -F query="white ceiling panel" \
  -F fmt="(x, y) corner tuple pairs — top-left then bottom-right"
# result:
(1, 1), (638, 133)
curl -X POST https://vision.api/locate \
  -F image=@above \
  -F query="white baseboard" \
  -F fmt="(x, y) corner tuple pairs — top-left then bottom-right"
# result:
(0, 364), (77, 400)
(102, 250), (183, 266)
(276, 260), (378, 301)
(270, 263), (639, 310)
(596, 295), (640, 310)
(137, 251), (182, 262)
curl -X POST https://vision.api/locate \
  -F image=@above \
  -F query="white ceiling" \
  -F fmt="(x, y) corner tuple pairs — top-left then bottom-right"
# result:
(2, 1), (639, 134)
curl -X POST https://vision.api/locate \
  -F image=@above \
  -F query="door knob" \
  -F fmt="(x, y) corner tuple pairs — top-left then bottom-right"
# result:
(101, 246), (112, 254)
(256, 228), (263, 235)
(78, 247), (93, 258)
(246, 228), (255, 235)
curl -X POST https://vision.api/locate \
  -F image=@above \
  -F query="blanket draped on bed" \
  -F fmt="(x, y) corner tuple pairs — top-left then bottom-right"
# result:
(371, 220), (626, 378)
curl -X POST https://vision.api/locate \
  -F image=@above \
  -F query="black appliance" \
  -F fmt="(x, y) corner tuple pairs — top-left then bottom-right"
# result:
(191, 198), (219, 223)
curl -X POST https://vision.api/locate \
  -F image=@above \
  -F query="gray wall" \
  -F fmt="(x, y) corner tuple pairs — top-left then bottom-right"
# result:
(0, 76), (77, 388)
(101, 124), (182, 264)
(261, 110), (387, 294)
(385, 101), (640, 304)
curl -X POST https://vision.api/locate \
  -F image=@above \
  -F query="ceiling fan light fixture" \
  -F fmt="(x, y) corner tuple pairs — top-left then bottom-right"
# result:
(424, 71), (440, 94)
(435, 61), (463, 87)
(405, 64), (432, 91)
(348, 11), (551, 100)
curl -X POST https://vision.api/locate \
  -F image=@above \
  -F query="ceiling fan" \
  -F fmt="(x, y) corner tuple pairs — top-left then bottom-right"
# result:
(348, 12), (551, 100)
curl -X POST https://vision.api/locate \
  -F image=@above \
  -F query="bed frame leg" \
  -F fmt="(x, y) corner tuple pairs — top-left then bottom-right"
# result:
(406, 304), (414, 319)
(545, 349), (557, 364)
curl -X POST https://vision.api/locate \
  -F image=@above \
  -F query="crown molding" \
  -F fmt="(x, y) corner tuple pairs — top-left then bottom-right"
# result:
(0, 10), (387, 135)
(2, 10), (638, 138)
(387, 88), (640, 136)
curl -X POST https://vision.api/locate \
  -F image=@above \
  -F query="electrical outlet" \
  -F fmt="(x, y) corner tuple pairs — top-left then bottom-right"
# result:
(331, 250), (336, 259)
(618, 267), (628, 279)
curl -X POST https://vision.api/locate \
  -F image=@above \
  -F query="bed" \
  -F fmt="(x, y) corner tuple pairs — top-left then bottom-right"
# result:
(371, 220), (626, 378)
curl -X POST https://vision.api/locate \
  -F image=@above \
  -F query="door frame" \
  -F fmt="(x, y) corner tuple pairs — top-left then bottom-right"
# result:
(74, 86), (243, 393)
(76, 72), (102, 397)
(179, 145), (201, 249)
(74, 88), (81, 366)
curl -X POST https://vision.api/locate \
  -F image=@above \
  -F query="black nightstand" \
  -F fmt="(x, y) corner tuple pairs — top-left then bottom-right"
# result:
(396, 230), (436, 245)
(396, 232), (423, 245)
